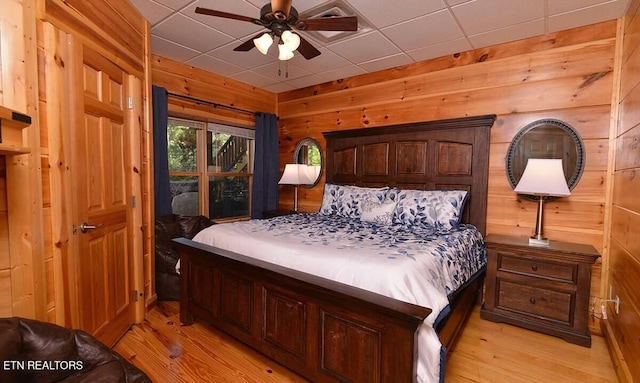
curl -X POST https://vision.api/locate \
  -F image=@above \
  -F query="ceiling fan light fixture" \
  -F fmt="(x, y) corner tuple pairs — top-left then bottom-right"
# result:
(278, 43), (294, 60)
(253, 32), (273, 55)
(281, 30), (300, 51)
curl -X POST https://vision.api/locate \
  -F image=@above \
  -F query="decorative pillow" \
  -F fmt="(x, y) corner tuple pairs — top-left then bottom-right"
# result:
(393, 189), (469, 231)
(360, 199), (397, 226)
(320, 183), (388, 218)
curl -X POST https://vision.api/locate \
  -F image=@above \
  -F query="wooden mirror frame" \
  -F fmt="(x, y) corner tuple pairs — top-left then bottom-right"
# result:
(506, 119), (585, 200)
(293, 137), (323, 187)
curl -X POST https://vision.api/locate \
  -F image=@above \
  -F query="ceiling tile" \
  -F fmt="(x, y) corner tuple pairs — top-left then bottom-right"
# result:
(262, 82), (297, 93)
(152, 0), (193, 11)
(282, 74), (331, 89)
(452, 0), (545, 35)
(348, 0), (446, 28)
(251, 61), (313, 81)
(317, 64), (367, 82)
(206, 42), (278, 69)
(230, 70), (277, 88)
(186, 54), (244, 77)
(182, 0), (264, 39)
(548, 0), (630, 32)
(358, 53), (414, 73)
(287, 47), (352, 73)
(468, 19), (545, 48)
(548, 0), (624, 15)
(150, 35), (200, 62)
(129, 0), (173, 25)
(382, 9), (463, 51)
(406, 37), (471, 62)
(152, 13), (234, 52)
(327, 31), (401, 64)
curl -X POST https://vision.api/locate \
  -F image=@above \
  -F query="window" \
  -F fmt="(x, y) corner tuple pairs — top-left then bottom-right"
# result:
(167, 118), (254, 220)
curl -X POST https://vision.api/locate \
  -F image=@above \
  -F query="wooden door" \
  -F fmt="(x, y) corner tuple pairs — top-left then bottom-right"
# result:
(71, 43), (134, 347)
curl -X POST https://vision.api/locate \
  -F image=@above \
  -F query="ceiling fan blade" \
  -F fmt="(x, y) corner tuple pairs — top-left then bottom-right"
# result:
(271, 0), (293, 18)
(296, 16), (358, 31)
(296, 35), (321, 60)
(195, 7), (260, 24)
(233, 34), (263, 52)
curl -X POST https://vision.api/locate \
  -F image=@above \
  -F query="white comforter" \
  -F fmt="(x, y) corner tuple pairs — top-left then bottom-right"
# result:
(189, 213), (486, 383)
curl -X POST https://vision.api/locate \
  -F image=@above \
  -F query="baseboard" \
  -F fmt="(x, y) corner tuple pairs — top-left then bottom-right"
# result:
(602, 318), (634, 383)
(145, 294), (158, 314)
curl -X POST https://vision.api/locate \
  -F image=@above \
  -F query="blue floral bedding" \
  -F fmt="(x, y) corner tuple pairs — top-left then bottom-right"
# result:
(259, 213), (486, 296)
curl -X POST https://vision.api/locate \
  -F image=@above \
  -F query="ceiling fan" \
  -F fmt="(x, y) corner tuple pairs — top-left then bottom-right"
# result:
(195, 0), (358, 60)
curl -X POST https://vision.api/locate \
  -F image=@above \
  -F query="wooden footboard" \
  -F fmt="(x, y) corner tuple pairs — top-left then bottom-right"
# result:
(174, 238), (432, 383)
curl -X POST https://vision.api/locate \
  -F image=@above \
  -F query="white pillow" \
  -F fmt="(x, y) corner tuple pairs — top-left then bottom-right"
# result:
(360, 199), (397, 226)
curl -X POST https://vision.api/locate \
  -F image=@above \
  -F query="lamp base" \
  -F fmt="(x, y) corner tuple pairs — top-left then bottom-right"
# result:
(529, 237), (550, 247)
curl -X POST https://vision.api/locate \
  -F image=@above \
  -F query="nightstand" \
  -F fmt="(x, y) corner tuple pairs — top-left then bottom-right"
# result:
(480, 234), (599, 347)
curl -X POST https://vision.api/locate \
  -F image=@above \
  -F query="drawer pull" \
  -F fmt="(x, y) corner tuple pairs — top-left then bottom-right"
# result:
(531, 265), (538, 272)
(529, 298), (536, 304)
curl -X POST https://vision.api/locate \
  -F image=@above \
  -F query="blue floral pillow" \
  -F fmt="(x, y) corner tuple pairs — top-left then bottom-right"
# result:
(392, 189), (469, 231)
(320, 183), (388, 218)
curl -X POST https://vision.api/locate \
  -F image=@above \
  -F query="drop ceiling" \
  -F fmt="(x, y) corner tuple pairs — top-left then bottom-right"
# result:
(131, 0), (631, 93)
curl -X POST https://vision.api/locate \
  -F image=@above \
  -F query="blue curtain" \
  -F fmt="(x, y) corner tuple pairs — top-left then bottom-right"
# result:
(152, 85), (172, 217)
(251, 113), (279, 218)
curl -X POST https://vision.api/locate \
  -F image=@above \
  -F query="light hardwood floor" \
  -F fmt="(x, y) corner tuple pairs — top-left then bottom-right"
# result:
(114, 302), (618, 383)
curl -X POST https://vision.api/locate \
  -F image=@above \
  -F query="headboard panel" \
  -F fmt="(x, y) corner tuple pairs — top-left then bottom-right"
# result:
(323, 115), (496, 236)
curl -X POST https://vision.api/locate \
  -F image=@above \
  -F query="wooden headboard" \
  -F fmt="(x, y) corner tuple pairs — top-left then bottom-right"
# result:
(322, 114), (496, 236)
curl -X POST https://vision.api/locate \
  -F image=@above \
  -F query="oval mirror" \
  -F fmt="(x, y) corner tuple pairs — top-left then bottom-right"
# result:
(506, 119), (585, 199)
(293, 137), (323, 187)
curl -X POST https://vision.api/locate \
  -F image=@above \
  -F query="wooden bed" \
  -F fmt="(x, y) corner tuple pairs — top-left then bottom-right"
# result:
(174, 114), (496, 383)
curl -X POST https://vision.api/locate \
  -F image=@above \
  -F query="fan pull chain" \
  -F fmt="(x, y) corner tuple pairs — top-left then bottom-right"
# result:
(277, 61), (289, 78)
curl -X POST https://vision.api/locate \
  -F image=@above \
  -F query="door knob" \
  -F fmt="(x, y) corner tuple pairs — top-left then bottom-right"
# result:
(80, 222), (103, 233)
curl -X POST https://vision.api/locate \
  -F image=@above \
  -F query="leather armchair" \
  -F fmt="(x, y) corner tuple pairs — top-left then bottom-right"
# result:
(155, 214), (213, 301)
(0, 317), (150, 382)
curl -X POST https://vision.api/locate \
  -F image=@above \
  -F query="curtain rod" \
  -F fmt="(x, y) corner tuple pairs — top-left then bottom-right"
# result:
(166, 91), (256, 116)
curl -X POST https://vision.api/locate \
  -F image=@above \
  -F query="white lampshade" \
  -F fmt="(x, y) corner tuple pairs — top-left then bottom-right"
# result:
(281, 30), (300, 51)
(278, 44), (294, 61)
(253, 33), (273, 55)
(514, 158), (570, 197)
(279, 164), (314, 185)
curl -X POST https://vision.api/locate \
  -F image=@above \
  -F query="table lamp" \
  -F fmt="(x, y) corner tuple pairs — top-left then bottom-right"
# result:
(514, 158), (571, 246)
(278, 164), (314, 213)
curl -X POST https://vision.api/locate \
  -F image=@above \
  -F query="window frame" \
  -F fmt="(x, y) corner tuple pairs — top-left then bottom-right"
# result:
(167, 117), (254, 221)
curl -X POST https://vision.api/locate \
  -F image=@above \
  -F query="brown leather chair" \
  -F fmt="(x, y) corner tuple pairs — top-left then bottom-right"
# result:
(155, 214), (214, 301)
(0, 317), (151, 382)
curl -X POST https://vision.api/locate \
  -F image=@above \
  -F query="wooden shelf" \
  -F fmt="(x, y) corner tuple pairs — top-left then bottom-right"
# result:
(0, 105), (31, 155)
(0, 143), (30, 155)
(0, 105), (31, 129)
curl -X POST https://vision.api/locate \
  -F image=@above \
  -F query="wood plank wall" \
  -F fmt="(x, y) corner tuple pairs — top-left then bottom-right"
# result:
(0, 0), (45, 320)
(605, 0), (640, 381)
(151, 55), (277, 128)
(277, 22), (617, 333)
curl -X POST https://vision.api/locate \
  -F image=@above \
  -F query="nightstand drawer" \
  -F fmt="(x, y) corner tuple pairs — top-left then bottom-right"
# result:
(498, 252), (576, 283)
(497, 280), (572, 324)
